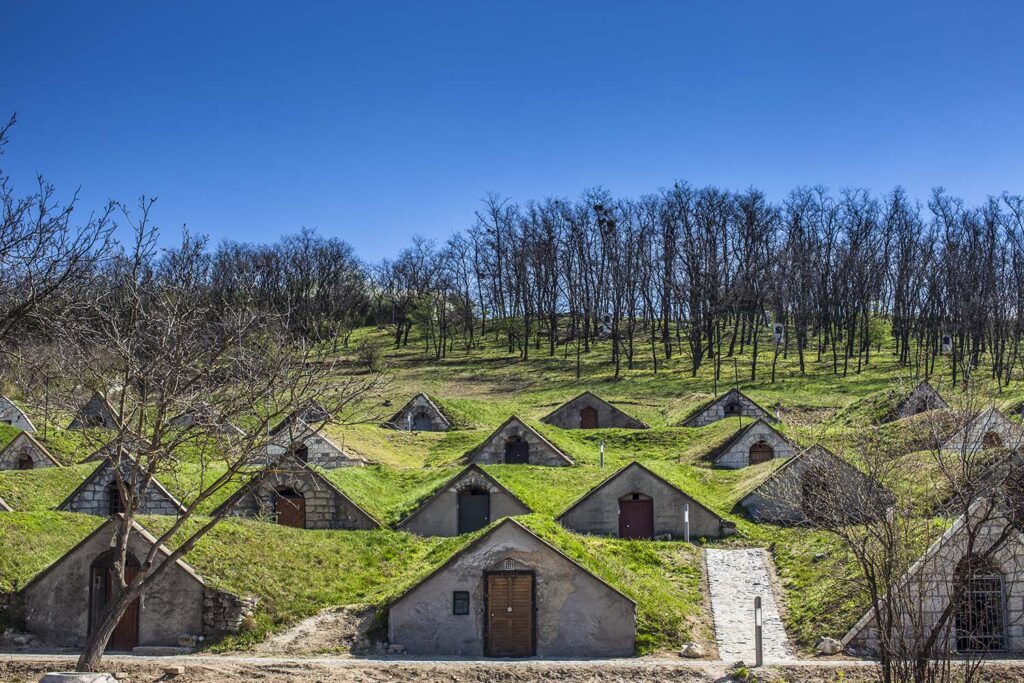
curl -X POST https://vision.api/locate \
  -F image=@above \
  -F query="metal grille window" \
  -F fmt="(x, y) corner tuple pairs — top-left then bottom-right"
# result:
(452, 591), (470, 615)
(956, 564), (1006, 652)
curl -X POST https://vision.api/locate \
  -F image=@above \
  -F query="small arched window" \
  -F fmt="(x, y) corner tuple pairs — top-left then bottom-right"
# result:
(955, 555), (1006, 652)
(724, 402), (741, 418)
(108, 483), (125, 516)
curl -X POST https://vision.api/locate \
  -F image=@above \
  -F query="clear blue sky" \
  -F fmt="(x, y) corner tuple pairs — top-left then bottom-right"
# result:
(3, 1), (1023, 261)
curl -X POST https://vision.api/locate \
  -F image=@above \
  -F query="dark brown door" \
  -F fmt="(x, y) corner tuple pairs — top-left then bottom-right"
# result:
(579, 406), (599, 429)
(17, 454), (33, 470)
(275, 490), (306, 528)
(457, 489), (490, 534)
(504, 438), (529, 464)
(487, 573), (534, 657)
(90, 565), (140, 651)
(618, 498), (654, 539)
(749, 441), (774, 464)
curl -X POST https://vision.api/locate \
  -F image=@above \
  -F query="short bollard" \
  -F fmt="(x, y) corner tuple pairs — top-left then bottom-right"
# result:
(754, 596), (763, 667)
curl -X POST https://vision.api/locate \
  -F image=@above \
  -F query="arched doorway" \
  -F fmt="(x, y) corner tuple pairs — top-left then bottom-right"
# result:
(618, 493), (654, 539)
(981, 431), (1003, 449)
(504, 436), (529, 464)
(108, 483), (125, 516)
(89, 550), (140, 651)
(413, 410), (433, 431)
(457, 486), (490, 534)
(274, 488), (306, 528)
(749, 441), (774, 465)
(955, 555), (1005, 652)
(17, 453), (33, 470)
(579, 406), (599, 429)
(723, 402), (741, 418)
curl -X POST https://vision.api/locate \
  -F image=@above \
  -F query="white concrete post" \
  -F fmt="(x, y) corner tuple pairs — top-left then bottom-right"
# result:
(684, 503), (690, 543)
(754, 596), (763, 667)
(599, 440), (605, 468)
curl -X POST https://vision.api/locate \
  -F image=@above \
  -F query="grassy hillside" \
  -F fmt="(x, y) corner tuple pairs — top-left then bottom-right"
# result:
(0, 326), (1017, 654)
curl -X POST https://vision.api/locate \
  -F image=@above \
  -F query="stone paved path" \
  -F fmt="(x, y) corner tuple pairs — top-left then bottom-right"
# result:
(705, 548), (794, 662)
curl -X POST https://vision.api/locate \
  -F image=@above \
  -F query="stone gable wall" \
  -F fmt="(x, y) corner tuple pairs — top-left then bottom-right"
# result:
(467, 421), (570, 467)
(542, 396), (645, 430)
(391, 395), (450, 432)
(60, 463), (181, 516)
(714, 422), (796, 469)
(68, 395), (119, 430)
(400, 469), (530, 537)
(559, 466), (729, 539)
(0, 399), (34, 432)
(686, 393), (772, 427)
(943, 410), (1021, 454)
(228, 469), (375, 530)
(847, 519), (1024, 655)
(0, 435), (56, 470)
(895, 384), (947, 420)
(250, 430), (365, 469)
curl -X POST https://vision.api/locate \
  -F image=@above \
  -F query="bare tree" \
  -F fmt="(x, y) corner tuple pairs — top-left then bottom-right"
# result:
(45, 203), (386, 672)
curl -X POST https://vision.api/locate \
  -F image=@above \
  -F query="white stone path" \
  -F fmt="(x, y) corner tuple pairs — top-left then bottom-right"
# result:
(705, 548), (794, 662)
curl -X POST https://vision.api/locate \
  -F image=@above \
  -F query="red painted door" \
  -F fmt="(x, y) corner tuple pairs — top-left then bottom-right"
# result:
(579, 406), (599, 429)
(618, 498), (654, 539)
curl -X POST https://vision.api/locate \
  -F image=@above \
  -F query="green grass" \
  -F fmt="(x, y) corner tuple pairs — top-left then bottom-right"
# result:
(2, 325), (1018, 654)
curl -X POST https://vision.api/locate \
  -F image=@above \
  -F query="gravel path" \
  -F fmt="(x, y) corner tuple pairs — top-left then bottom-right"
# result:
(705, 548), (794, 662)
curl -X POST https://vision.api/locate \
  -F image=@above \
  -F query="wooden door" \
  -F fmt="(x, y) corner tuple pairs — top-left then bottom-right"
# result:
(275, 490), (306, 528)
(90, 565), (139, 651)
(579, 406), (599, 429)
(749, 441), (774, 464)
(504, 438), (529, 464)
(17, 454), (33, 470)
(487, 573), (534, 657)
(457, 490), (490, 534)
(618, 498), (654, 539)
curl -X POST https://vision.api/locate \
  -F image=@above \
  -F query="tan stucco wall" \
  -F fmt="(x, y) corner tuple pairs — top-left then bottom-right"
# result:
(20, 526), (205, 648)
(389, 522), (636, 657)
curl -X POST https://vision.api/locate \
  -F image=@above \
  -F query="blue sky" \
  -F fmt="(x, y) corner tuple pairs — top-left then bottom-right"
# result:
(3, 1), (1023, 261)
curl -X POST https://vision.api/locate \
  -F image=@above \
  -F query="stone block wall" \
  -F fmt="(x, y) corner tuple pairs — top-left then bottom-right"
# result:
(390, 394), (451, 432)
(714, 421), (796, 469)
(468, 420), (571, 466)
(846, 518), (1024, 655)
(229, 469), (376, 530)
(0, 434), (56, 470)
(60, 463), (182, 516)
(685, 392), (773, 427)
(202, 588), (258, 637)
(0, 398), (34, 432)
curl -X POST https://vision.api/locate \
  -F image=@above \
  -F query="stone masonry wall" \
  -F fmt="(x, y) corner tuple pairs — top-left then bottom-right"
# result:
(390, 394), (451, 432)
(229, 469), (376, 530)
(0, 434), (56, 470)
(685, 392), (773, 427)
(467, 420), (571, 467)
(60, 463), (182, 516)
(714, 421), (796, 469)
(202, 588), (258, 637)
